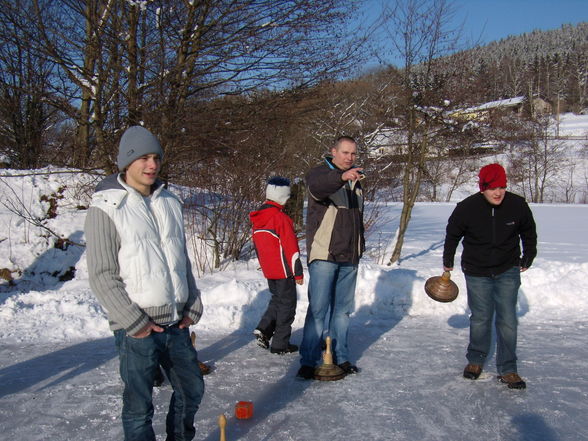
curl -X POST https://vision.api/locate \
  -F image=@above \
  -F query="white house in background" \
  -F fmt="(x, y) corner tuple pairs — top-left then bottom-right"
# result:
(449, 96), (525, 121)
(365, 95), (556, 158)
(449, 95), (552, 121)
(367, 127), (407, 157)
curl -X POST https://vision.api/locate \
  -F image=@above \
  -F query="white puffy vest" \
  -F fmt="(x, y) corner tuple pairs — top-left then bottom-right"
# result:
(90, 177), (189, 318)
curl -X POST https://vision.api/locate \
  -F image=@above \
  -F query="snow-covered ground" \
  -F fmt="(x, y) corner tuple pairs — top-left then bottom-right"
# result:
(1, 115), (588, 440)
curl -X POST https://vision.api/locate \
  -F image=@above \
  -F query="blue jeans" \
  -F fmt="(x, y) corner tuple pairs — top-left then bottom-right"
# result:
(465, 267), (521, 375)
(114, 326), (205, 441)
(300, 260), (358, 367)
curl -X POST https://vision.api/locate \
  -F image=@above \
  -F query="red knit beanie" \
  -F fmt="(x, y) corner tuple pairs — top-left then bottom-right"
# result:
(478, 163), (507, 191)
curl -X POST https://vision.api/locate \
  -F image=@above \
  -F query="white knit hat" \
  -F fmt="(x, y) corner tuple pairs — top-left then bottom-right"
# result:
(266, 176), (291, 205)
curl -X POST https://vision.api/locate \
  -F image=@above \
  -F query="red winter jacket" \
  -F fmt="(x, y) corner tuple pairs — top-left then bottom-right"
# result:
(249, 201), (303, 280)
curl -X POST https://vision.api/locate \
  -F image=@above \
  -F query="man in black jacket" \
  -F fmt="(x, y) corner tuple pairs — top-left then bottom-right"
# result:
(443, 163), (537, 389)
(297, 136), (365, 380)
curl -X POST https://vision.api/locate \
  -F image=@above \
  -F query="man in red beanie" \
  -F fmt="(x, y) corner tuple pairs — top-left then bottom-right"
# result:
(443, 163), (537, 389)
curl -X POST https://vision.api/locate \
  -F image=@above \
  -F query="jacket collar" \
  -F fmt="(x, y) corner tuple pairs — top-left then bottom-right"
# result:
(263, 200), (284, 209)
(93, 173), (165, 208)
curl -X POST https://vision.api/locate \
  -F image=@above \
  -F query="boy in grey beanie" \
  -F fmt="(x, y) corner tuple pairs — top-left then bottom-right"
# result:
(85, 125), (204, 440)
(117, 125), (164, 171)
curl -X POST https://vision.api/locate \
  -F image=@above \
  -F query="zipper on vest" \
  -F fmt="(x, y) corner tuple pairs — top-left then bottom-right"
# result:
(145, 197), (180, 321)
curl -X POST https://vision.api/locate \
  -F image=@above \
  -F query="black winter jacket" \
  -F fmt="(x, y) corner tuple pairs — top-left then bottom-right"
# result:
(305, 158), (365, 265)
(443, 192), (537, 277)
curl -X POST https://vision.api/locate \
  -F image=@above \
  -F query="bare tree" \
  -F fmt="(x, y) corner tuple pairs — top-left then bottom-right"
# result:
(507, 114), (568, 203)
(17, 0), (365, 171)
(26, 0), (121, 167)
(174, 88), (330, 271)
(376, 0), (460, 265)
(569, 47), (588, 111)
(0, 1), (60, 168)
(144, 0), (367, 174)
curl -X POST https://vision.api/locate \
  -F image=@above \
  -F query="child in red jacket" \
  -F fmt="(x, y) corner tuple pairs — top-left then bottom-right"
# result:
(250, 176), (303, 354)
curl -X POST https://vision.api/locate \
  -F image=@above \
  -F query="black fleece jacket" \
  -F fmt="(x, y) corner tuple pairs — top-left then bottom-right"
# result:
(305, 158), (365, 265)
(443, 192), (537, 277)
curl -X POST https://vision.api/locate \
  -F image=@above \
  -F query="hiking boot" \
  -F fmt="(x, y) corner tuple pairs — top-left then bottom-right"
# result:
(463, 364), (482, 380)
(253, 329), (270, 349)
(338, 361), (359, 375)
(198, 361), (212, 375)
(498, 372), (527, 389)
(296, 365), (315, 380)
(270, 344), (298, 355)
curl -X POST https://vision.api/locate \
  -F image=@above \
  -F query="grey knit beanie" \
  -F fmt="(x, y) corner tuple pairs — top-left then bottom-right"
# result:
(117, 126), (164, 171)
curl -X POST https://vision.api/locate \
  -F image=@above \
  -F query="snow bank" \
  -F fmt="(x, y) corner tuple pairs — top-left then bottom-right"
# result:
(1, 164), (587, 346)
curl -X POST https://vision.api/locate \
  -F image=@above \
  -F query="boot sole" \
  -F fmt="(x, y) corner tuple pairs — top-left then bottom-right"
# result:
(498, 376), (527, 389)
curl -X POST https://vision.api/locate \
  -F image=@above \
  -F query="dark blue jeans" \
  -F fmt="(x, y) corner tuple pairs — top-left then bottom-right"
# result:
(300, 260), (358, 367)
(465, 267), (521, 375)
(114, 326), (204, 441)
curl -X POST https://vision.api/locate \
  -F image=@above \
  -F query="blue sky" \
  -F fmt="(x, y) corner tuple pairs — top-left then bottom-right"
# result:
(454, 0), (588, 45)
(360, 0), (587, 69)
